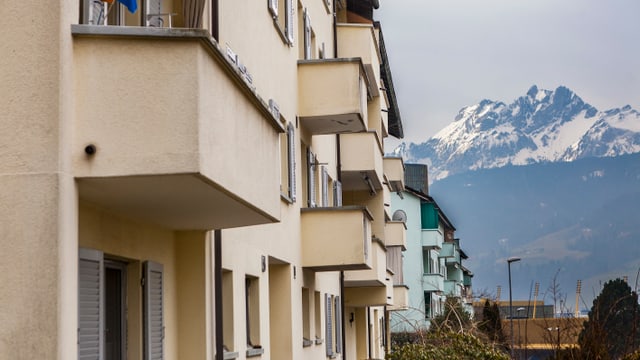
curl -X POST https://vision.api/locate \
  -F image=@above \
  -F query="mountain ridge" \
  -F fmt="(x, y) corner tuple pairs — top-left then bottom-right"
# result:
(397, 85), (640, 181)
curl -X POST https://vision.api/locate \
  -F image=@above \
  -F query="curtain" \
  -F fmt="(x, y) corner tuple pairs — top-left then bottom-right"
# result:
(183, 0), (204, 28)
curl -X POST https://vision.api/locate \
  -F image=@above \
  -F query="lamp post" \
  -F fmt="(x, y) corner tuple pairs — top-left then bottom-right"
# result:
(508, 257), (521, 359)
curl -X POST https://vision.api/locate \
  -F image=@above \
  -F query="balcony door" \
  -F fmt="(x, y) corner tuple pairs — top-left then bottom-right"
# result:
(105, 260), (127, 360)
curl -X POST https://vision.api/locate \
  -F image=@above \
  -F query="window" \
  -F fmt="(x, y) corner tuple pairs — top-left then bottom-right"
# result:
(314, 291), (322, 344)
(321, 166), (329, 207)
(325, 294), (334, 357)
(81, 0), (125, 25)
(303, 9), (312, 59)
(302, 288), (312, 346)
(307, 149), (317, 208)
(270, 0), (295, 45)
(222, 270), (234, 352)
(323, 294), (342, 357)
(333, 180), (342, 207)
(78, 248), (164, 360)
(245, 276), (261, 348)
(424, 292), (432, 319)
(280, 123), (296, 203)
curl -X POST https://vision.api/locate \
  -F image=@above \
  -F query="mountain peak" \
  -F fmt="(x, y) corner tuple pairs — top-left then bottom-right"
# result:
(400, 86), (640, 181)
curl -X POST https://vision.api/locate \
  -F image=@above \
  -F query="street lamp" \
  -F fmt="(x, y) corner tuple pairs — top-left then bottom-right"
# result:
(547, 327), (560, 358)
(508, 256), (521, 359)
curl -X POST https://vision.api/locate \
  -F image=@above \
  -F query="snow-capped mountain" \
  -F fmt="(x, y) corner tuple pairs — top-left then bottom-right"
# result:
(398, 86), (640, 180)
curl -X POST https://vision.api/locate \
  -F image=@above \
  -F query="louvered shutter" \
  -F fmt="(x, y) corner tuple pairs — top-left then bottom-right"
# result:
(268, 0), (277, 18)
(285, 0), (294, 44)
(325, 294), (333, 356)
(144, 261), (164, 360)
(307, 149), (316, 208)
(78, 248), (104, 360)
(321, 166), (329, 207)
(287, 124), (296, 202)
(303, 9), (311, 60)
(333, 180), (342, 207)
(334, 296), (342, 354)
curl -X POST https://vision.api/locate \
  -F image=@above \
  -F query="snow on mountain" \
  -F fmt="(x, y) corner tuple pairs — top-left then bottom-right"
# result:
(400, 86), (640, 181)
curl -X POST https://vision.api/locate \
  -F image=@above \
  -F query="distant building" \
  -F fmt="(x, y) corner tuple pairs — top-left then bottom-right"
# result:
(390, 165), (473, 332)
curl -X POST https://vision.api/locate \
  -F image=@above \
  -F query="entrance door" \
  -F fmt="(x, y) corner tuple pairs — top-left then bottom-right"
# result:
(105, 261), (127, 360)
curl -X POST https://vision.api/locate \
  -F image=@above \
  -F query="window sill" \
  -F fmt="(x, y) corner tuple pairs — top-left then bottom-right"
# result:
(315, 338), (324, 345)
(280, 193), (294, 204)
(246, 347), (264, 357)
(223, 351), (239, 360)
(303, 339), (313, 347)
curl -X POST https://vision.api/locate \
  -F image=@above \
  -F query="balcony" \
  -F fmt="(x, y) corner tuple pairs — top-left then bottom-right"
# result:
(383, 157), (405, 193)
(444, 280), (462, 298)
(298, 59), (369, 135)
(421, 229), (443, 250)
(389, 285), (409, 311)
(336, 24), (380, 98)
(422, 273), (444, 293)
(344, 286), (387, 307)
(385, 221), (406, 249)
(72, 26), (284, 230)
(344, 237), (387, 287)
(339, 131), (384, 192)
(300, 206), (373, 271)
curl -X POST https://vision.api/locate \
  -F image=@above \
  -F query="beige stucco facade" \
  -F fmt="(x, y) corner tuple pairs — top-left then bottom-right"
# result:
(0, 0), (407, 359)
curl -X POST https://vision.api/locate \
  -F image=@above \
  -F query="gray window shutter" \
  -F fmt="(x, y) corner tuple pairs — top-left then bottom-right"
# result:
(321, 166), (329, 207)
(307, 149), (316, 208)
(288, 124), (296, 202)
(303, 9), (311, 60)
(144, 261), (164, 360)
(268, 0), (277, 18)
(285, 0), (294, 44)
(333, 180), (342, 207)
(334, 296), (342, 354)
(325, 294), (333, 356)
(78, 248), (104, 360)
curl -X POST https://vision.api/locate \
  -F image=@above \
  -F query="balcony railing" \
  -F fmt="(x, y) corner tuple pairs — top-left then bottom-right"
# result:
(336, 23), (380, 98)
(72, 26), (284, 230)
(422, 229), (443, 250)
(422, 273), (444, 293)
(301, 206), (373, 271)
(298, 59), (369, 135)
(383, 157), (405, 193)
(345, 237), (387, 287)
(444, 280), (462, 298)
(339, 131), (384, 192)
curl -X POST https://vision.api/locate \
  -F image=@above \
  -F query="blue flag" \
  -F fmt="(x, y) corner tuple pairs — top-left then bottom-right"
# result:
(117, 0), (137, 13)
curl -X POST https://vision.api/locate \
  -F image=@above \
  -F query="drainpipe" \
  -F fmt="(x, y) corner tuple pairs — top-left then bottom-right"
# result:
(214, 230), (223, 360)
(340, 271), (346, 360)
(367, 309), (372, 359)
(332, 0), (337, 58)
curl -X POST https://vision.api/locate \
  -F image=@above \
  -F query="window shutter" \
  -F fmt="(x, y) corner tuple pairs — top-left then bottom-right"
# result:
(78, 248), (104, 360)
(303, 9), (311, 60)
(321, 166), (329, 207)
(285, 0), (294, 44)
(144, 261), (164, 360)
(307, 149), (316, 208)
(268, 0), (277, 18)
(325, 294), (333, 356)
(334, 296), (342, 354)
(333, 180), (342, 207)
(288, 124), (296, 202)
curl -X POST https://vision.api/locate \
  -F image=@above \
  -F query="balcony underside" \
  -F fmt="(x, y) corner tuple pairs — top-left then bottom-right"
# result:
(344, 286), (388, 307)
(299, 113), (365, 135)
(77, 174), (277, 230)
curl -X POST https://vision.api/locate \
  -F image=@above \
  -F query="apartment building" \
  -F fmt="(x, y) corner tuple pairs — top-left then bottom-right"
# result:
(1, 0), (406, 359)
(389, 164), (473, 333)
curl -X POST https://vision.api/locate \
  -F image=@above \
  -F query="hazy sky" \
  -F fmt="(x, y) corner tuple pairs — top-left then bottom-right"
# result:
(376, 0), (640, 147)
